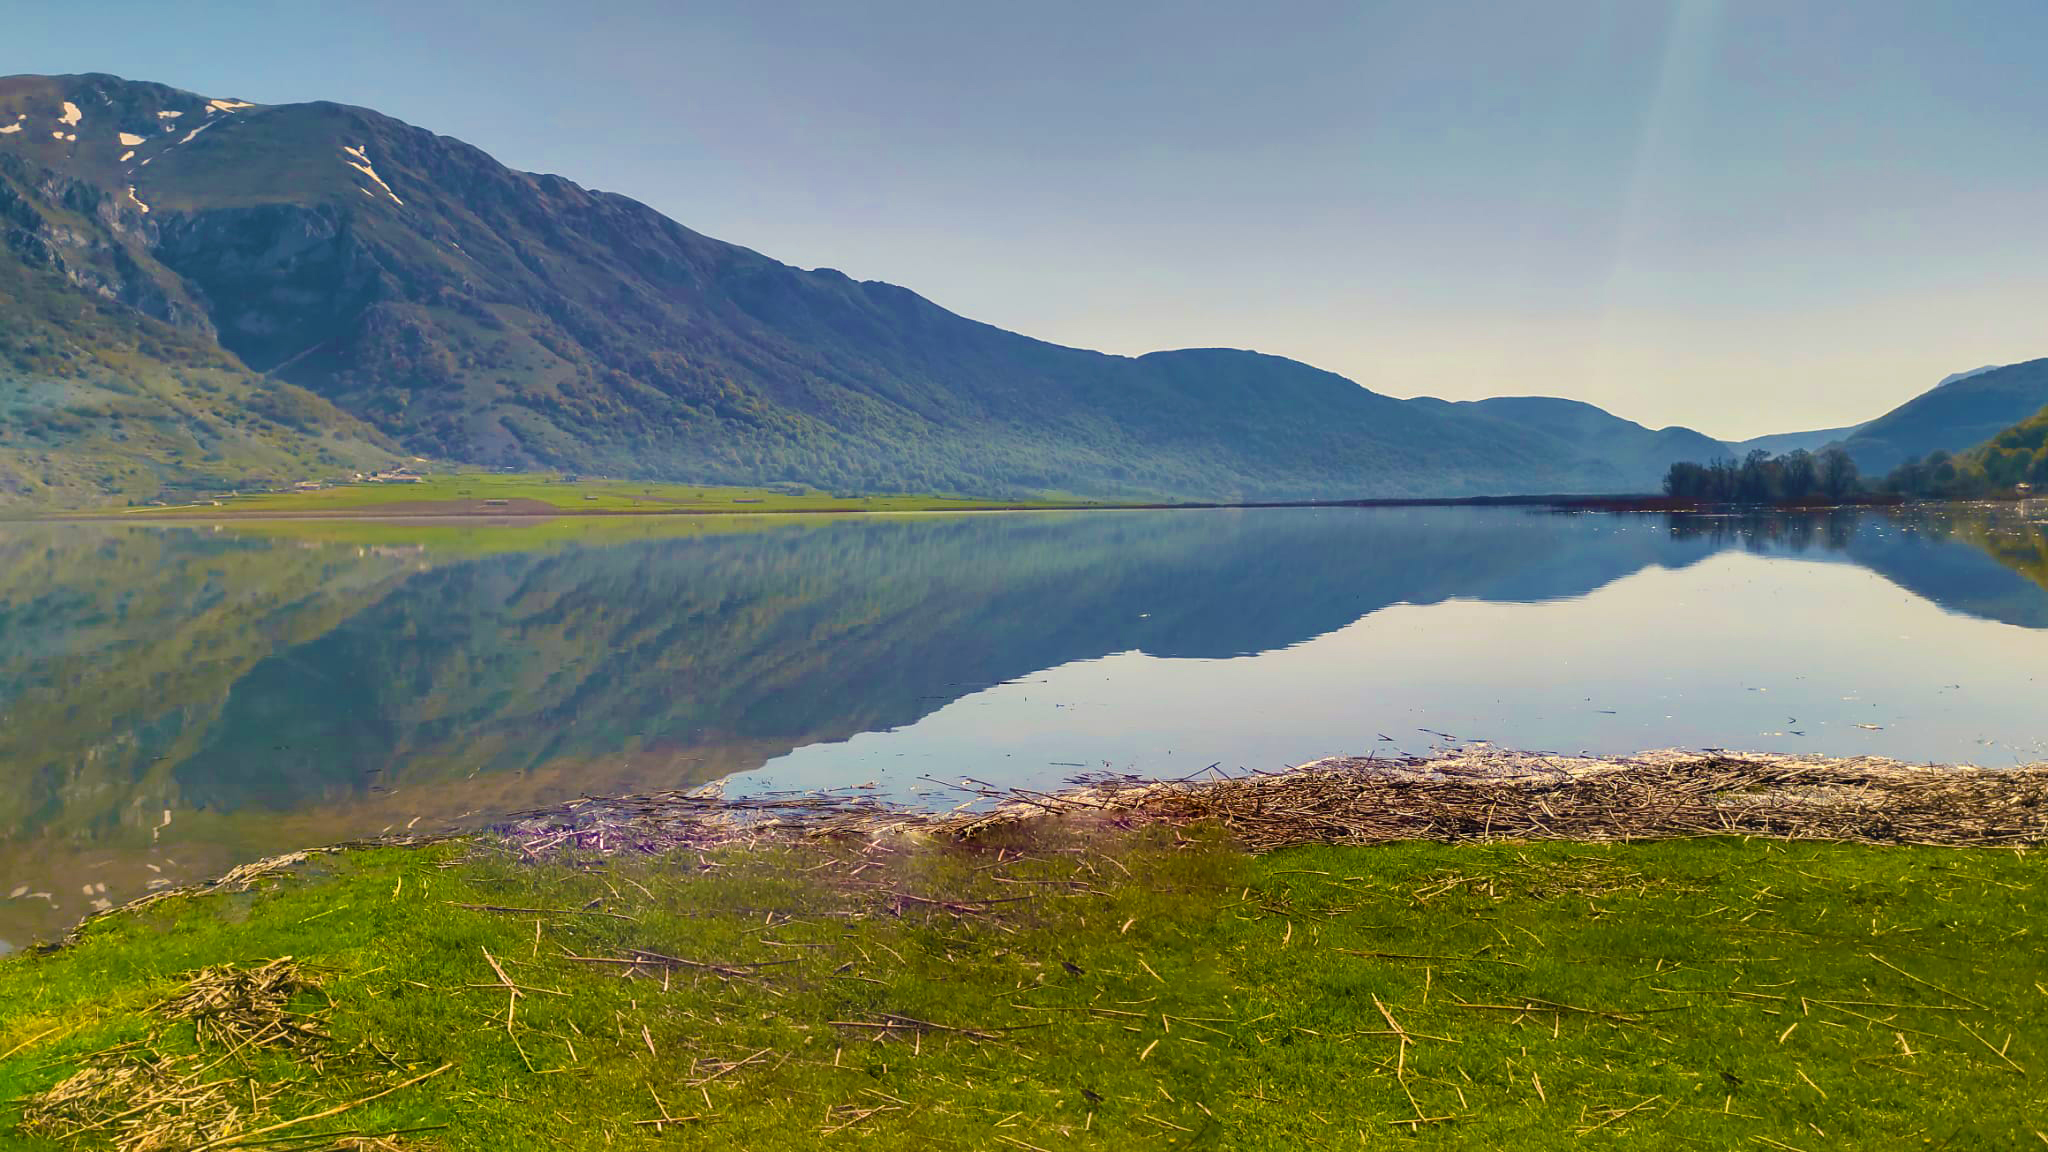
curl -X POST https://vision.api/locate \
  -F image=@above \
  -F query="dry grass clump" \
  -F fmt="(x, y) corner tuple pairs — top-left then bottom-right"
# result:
(21, 1051), (267, 1152)
(18, 958), (430, 1152)
(160, 957), (330, 1054)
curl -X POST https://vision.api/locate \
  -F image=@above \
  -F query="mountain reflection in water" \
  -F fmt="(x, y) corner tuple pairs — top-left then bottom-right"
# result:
(1, 503), (2045, 947)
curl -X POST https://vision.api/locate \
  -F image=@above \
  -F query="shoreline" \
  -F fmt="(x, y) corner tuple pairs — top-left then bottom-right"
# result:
(54, 748), (2045, 950)
(5, 749), (2044, 1149)
(21, 490), (2016, 523)
(493, 747), (2048, 858)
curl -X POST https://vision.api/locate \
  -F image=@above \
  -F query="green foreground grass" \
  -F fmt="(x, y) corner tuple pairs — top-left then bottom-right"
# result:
(2, 830), (2043, 1149)
(119, 472), (1091, 517)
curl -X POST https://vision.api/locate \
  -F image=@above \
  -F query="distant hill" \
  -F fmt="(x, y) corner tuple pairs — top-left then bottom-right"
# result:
(1731, 426), (1860, 458)
(1837, 359), (2048, 476)
(1, 72), (1727, 505)
(1959, 404), (2048, 486)
(1412, 396), (1733, 491)
(1937, 366), (2002, 388)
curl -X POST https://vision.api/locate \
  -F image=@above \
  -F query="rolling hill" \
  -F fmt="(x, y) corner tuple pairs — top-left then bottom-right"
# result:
(1836, 359), (2048, 476)
(1412, 396), (1731, 493)
(1731, 425), (1862, 458)
(1959, 404), (2048, 486)
(0, 72), (1735, 505)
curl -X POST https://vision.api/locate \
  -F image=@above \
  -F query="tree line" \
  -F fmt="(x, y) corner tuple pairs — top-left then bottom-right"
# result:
(1665, 441), (2043, 506)
(1661, 448), (1861, 504)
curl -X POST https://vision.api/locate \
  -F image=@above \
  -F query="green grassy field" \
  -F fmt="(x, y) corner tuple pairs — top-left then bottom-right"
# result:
(118, 472), (1095, 517)
(2, 829), (2042, 1150)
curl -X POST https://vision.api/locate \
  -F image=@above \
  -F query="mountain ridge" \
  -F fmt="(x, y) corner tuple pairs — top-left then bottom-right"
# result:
(6, 71), (1739, 504)
(1838, 358), (2048, 475)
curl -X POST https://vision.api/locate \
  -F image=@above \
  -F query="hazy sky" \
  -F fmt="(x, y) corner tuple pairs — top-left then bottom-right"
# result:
(11, 1), (2048, 438)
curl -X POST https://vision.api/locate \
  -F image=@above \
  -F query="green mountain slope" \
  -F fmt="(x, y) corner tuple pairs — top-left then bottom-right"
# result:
(1959, 404), (2048, 487)
(0, 237), (399, 505)
(1413, 395), (1732, 491)
(0, 79), (400, 506)
(2, 72), (1731, 503)
(1837, 359), (2048, 475)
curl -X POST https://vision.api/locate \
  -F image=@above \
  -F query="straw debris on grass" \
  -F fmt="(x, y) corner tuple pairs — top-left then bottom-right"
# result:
(952, 749), (2048, 851)
(159, 957), (330, 1054)
(19, 959), (437, 1152)
(21, 1050), (263, 1152)
(491, 750), (2048, 861)
(7, 747), (2048, 1149)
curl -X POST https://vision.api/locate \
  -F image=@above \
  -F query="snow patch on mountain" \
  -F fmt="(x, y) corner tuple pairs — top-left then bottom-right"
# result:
(59, 101), (81, 127)
(342, 144), (403, 205)
(177, 122), (213, 145)
(118, 132), (145, 147)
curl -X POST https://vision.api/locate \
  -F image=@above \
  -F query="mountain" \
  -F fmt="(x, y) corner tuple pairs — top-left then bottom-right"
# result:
(1937, 365), (2002, 388)
(1835, 359), (2048, 475)
(1413, 396), (1733, 490)
(1731, 426), (1860, 457)
(0, 72), (1729, 505)
(1959, 404), (2048, 486)
(0, 91), (401, 503)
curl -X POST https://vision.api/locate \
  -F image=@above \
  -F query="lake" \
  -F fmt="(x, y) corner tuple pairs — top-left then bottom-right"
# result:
(2, 503), (2045, 950)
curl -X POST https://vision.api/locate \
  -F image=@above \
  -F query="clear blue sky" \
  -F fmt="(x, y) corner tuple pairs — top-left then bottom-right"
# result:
(10, 0), (2048, 438)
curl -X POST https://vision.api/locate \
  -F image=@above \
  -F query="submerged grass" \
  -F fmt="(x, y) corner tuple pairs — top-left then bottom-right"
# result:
(1, 829), (2044, 1149)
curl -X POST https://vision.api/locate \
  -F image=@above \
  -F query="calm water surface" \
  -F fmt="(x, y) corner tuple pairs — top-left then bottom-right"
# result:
(3, 504), (2046, 948)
